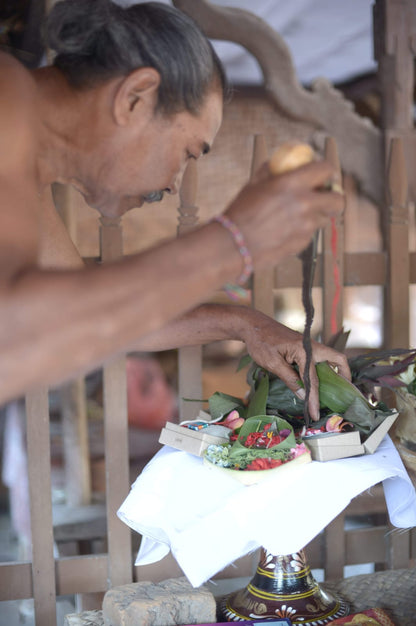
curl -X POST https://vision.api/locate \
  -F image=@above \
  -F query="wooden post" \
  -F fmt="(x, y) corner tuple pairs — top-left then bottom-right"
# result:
(49, 181), (93, 508)
(60, 378), (91, 506)
(374, 0), (414, 348)
(177, 160), (203, 420)
(99, 216), (132, 587)
(26, 389), (57, 626)
(322, 137), (345, 343)
(252, 134), (275, 318)
(323, 512), (346, 580)
(385, 137), (410, 348)
(374, 0), (415, 133)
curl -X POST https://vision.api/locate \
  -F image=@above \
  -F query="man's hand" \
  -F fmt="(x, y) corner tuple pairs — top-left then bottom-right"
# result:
(135, 303), (350, 423)
(225, 160), (344, 271)
(239, 311), (350, 421)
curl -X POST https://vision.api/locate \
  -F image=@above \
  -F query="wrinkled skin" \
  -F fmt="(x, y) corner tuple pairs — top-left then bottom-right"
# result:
(0, 50), (348, 416)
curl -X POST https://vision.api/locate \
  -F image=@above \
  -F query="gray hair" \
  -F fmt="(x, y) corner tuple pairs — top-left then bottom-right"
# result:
(45, 0), (227, 114)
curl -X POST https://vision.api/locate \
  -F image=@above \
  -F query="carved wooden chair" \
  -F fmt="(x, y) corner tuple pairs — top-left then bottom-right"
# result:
(1, 2), (415, 625)
(170, 0), (416, 583)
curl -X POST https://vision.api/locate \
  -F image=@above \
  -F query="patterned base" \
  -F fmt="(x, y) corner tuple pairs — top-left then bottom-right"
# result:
(218, 549), (350, 624)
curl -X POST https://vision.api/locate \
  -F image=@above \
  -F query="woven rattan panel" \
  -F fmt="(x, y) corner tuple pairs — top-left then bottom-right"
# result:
(324, 568), (416, 626)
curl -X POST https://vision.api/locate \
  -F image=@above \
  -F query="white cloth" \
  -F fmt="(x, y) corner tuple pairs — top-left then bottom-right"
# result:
(118, 435), (416, 587)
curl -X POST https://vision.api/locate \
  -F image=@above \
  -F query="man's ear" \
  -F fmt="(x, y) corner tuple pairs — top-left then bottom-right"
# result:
(113, 67), (161, 126)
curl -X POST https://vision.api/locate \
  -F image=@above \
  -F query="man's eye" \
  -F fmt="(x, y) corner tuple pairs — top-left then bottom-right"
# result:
(187, 152), (197, 160)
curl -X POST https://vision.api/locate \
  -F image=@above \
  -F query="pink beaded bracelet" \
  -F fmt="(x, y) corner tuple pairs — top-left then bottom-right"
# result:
(212, 214), (254, 301)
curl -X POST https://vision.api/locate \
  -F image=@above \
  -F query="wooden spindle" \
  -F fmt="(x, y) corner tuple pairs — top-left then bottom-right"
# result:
(60, 378), (91, 506)
(26, 388), (57, 625)
(52, 182), (92, 508)
(252, 134), (275, 317)
(99, 216), (132, 587)
(385, 137), (409, 348)
(177, 160), (203, 420)
(177, 159), (199, 234)
(374, 0), (414, 348)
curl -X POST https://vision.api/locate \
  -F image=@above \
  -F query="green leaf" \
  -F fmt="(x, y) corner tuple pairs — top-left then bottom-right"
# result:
(325, 327), (350, 352)
(343, 397), (392, 435)
(208, 391), (245, 420)
(267, 376), (305, 417)
(247, 374), (269, 418)
(237, 353), (252, 372)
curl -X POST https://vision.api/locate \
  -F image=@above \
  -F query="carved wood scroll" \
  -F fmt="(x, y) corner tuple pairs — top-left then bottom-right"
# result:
(172, 0), (383, 205)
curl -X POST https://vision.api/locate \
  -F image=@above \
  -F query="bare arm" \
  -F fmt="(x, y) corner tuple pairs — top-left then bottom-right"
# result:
(0, 218), (243, 404)
(134, 303), (351, 420)
(0, 57), (344, 404)
(0, 165), (343, 405)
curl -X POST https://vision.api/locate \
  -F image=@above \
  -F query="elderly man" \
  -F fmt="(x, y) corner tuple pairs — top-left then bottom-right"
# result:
(0, 0), (348, 420)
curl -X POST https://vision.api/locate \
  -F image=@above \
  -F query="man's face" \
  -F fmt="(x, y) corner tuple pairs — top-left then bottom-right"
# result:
(86, 89), (223, 217)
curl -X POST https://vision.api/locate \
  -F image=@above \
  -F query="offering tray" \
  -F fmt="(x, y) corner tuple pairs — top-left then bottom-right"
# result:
(303, 411), (398, 462)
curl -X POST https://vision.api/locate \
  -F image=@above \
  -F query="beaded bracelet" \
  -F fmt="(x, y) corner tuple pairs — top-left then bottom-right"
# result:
(212, 214), (254, 301)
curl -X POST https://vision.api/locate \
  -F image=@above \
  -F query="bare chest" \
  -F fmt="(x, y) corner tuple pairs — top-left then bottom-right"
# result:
(38, 185), (84, 270)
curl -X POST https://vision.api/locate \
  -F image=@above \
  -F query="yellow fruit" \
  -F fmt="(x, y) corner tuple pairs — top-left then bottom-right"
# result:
(269, 141), (314, 175)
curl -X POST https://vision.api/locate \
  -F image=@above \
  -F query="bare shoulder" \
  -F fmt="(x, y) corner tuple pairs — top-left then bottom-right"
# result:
(0, 52), (38, 172)
(0, 53), (41, 280)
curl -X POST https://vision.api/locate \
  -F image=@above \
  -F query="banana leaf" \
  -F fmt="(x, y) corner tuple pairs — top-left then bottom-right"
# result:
(246, 373), (269, 417)
(266, 376), (305, 417)
(246, 359), (394, 435)
(343, 397), (392, 435)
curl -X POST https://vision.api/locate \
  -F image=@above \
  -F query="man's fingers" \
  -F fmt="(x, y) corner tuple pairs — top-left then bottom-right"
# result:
(295, 357), (320, 422)
(305, 366), (320, 421)
(301, 192), (344, 227)
(273, 360), (319, 421)
(329, 356), (352, 381)
(274, 361), (306, 401)
(274, 160), (339, 192)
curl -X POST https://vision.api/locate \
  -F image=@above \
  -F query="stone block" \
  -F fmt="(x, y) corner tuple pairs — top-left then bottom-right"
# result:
(64, 609), (104, 625)
(102, 576), (216, 626)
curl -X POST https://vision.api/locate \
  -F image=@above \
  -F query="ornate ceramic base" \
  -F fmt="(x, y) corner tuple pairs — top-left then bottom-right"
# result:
(218, 549), (349, 624)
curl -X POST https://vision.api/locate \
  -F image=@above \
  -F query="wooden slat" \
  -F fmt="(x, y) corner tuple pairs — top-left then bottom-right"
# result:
(304, 533), (324, 570)
(0, 555), (109, 601)
(384, 137), (410, 348)
(178, 347), (203, 419)
(56, 555), (108, 595)
(177, 160), (203, 420)
(52, 504), (106, 543)
(387, 528), (412, 570)
(252, 134), (274, 317)
(99, 217), (132, 588)
(322, 137), (344, 342)
(347, 484), (387, 515)
(411, 527), (416, 560)
(344, 251), (387, 286)
(323, 513), (346, 580)
(135, 550), (258, 584)
(274, 252), (386, 289)
(26, 389), (57, 625)
(344, 526), (389, 565)
(0, 562), (32, 601)
(375, 0), (414, 346)
(60, 378), (91, 506)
